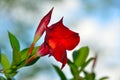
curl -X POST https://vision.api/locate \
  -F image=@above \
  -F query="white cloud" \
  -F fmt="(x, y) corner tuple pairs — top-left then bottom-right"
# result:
(75, 16), (120, 80)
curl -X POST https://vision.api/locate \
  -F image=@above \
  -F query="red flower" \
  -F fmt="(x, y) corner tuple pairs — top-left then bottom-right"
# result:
(37, 17), (80, 69)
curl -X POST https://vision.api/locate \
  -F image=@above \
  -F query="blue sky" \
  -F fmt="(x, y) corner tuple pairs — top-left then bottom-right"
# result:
(0, 0), (120, 80)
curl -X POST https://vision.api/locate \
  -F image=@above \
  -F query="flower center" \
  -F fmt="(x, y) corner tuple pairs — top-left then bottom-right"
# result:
(48, 40), (56, 49)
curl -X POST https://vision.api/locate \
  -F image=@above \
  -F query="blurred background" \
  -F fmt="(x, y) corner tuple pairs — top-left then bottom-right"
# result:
(0, 0), (120, 80)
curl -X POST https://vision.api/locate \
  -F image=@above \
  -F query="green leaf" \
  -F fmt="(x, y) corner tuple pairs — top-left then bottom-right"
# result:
(74, 46), (89, 67)
(67, 59), (78, 75)
(0, 49), (1, 63)
(72, 50), (78, 62)
(18, 46), (40, 67)
(99, 76), (109, 80)
(67, 59), (79, 80)
(13, 50), (21, 66)
(8, 32), (21, 65)
(1, 54), (11, 70)
(90, 72), (96, 80)
(21, 48), (28, 61)
(53, 65), (67, 80)
(79, 57), (94, 73)
(8, 32), (20, 51)
(21, 46), (39, 61)
(0, 76), (6, 80)
(83, 71), (95, 80)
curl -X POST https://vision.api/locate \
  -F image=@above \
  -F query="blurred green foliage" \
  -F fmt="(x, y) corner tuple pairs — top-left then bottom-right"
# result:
(54, 47), (108, 80)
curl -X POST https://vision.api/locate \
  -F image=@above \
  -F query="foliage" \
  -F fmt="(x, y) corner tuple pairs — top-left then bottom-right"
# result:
(54, 47), (108, 80)
(0, 32), (39, 80)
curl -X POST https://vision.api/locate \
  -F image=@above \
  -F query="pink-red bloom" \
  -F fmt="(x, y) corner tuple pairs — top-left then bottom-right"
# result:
(36, 8), (80, 68)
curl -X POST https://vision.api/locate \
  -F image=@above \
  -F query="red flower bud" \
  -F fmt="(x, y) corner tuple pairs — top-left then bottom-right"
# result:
(33, 8), (53, 43)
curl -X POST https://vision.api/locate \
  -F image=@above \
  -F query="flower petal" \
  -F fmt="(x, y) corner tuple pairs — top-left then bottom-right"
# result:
(46, 18), (80, 50)
(37, 42), (50, 56)
(52, 44), (67, 69)
(61, 32), (80, 50)
(45, 38), (67, 68)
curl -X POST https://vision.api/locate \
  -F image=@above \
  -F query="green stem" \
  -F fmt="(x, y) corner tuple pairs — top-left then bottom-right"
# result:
(4, 72), (12, 80)
(0, 69), (4, 73)
(74, 74), (79, 80)
(1, 68), (13, 80)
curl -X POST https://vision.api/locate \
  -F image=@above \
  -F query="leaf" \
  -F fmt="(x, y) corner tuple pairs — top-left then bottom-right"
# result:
(90, 72), (96, 80)
(21, 46), (39, 61)
(0, 76), (6, 80)
(79, 57), (94, 73)
(0, 49), (1, 63)
(21, 48), (28, 61)
(8, 32), (20, 51)
(83, 71), (95, 80)
(67, 59), (79, 80)
(74, 46), (89, 67)
(1, 54), (11, 70)
(99, 76), (109, 80)
(18, 46), (40, 67)
(8, 32), (21, 65)
(67, 59), (78, 75)
(53, 65), (67, 80)
(72, 50), (78, 62)
(13, 50), (21, 66)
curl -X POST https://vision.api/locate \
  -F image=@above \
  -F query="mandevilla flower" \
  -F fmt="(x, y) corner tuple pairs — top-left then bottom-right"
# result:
(36, 8), (80, 69)
(27, 8), (80, 68)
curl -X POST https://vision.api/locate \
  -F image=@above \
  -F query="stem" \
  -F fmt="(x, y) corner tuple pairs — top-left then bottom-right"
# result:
(0, 69), (13, 80)
(26, 42), (35, 63)
(0, 69), (4, 73)
(26, 53), (38, 65)
(28, 42), (35, 55)
(92, 54), (97, 72)
(4, 71), (12, 80)
(74, 75), (79, 80)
